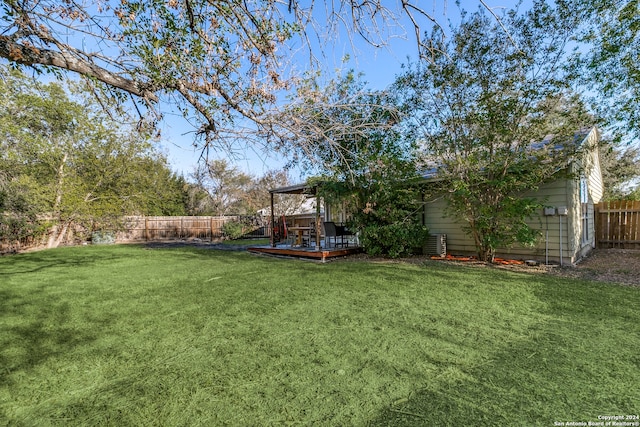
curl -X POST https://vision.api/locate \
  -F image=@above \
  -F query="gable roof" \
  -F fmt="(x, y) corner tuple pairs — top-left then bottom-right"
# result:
(420, 126), (601, 182)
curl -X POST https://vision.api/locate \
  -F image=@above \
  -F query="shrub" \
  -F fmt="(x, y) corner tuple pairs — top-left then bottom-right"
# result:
(222, 220), (247, 240)
(359, 222), (429, 258)
(91, 231), (116, 245)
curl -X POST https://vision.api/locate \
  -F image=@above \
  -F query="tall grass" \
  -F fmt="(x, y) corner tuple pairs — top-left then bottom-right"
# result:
(1, 245), (638, 426)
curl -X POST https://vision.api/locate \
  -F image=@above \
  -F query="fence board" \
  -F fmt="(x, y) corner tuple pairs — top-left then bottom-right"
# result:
(596, 201), (640, 249)
(117, 215), (270, 242)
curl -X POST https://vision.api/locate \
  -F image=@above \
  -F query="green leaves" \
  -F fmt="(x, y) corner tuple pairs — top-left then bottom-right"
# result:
(304, 72), (426, 258)
(395, 5), (591, 262)
(563, 0), (640, 142)
(0, 65), (188, 249)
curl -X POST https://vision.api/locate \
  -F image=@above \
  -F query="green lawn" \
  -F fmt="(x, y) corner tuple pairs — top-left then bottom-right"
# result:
(1, 245), (638, 426)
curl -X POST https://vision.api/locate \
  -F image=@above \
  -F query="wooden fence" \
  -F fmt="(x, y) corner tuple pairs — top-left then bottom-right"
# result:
(595, 200), (640, 249)
(117, 215), (270, 242)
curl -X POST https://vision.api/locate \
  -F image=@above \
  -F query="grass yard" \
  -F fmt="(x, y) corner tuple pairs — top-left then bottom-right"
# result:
(1, 245), (639, 426)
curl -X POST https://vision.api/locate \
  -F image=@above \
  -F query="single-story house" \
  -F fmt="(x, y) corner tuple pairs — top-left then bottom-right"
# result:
(422, 126), (604, 265)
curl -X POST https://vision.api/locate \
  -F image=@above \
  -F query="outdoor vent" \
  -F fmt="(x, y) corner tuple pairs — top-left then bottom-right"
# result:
(425, 233), (447, 257)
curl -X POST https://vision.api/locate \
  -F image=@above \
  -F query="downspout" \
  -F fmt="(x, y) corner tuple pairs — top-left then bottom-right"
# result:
(557, 205), (569, 266)
(421, 191), (426, 226)
(545, 216), (549, 266)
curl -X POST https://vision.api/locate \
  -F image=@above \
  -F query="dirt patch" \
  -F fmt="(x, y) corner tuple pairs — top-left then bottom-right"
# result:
(344, 249), (640, 287)
(430, 249), (640, 287)
(545, 248), (640, 287)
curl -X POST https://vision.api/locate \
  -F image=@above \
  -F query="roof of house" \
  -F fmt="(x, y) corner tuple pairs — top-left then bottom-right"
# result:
(420, 127), (599, 181)
(257, 197), (324, 217)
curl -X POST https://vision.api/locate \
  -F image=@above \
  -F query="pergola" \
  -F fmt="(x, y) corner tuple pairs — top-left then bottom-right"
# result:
(268, 183), (322, 249)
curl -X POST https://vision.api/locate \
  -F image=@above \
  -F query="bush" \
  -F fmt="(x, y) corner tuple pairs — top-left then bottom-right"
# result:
(317, 179), (428, 258)
(222, 220), (247, 240)
(359, 222), (429, 258)
(0, 214), (48, 252)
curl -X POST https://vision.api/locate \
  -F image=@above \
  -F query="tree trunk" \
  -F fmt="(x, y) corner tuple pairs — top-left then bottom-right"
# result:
(473, 227), (495, 263)
(47, 152), (68, 249)
(53, 221), (70, 248)
(478, 245), (495, 263)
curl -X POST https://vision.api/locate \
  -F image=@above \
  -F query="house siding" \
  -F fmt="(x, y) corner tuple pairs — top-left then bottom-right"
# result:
(422, 127), (602, 264)
(569, 128), (602, 263)
(506, 179), (576, 263)
(584, 129), (604, 204)
(423, 195), (477, 254)
(424, 127), (603, 264)
(424, 179), (578, 263)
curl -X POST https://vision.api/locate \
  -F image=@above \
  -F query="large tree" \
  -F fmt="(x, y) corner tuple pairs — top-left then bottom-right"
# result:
(244, 169), (305, 216)
(396, 4), (593, 262)
(0, 66), (188, 249)
(0, 0), (513, 168)
(298, 71), (427, 257)
(191, 159), (253, 216)
(557, 0), (640, 143)
(599, 139), (640, 200)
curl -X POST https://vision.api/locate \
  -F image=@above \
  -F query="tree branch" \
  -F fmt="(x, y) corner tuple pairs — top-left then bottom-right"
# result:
(0, 36), (158, 102)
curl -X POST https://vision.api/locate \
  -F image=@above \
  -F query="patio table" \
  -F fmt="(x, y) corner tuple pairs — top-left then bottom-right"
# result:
(288, 226), (313, 247)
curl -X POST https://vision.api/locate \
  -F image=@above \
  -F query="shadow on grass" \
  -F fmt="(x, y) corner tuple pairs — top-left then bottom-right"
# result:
(0, 247), (125, 275)
(0, 287), (100, 388)
(368, 278), (640, 426)
(367, 335), (572, 426)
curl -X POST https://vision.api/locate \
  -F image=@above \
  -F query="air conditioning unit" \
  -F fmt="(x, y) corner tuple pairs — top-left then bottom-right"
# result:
(425, 233), (447, 257)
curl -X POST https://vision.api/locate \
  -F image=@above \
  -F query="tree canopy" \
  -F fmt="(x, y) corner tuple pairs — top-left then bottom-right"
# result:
(599, 139), (640, 200)
(306, 72), (427, 258)
(0, 65), (188, 249)
(395, 4), (593, 262)
(558, 0), (640, 143)
(2, 1), (640, 169)
(0, 0), (449, 165)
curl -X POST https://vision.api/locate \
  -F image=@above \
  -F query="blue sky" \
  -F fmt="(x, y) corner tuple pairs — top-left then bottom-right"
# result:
(151, 1), (529, 180)
(158, 18), (417, 180)
(3, 1), (537, 181)
(158, 43), (412, 180)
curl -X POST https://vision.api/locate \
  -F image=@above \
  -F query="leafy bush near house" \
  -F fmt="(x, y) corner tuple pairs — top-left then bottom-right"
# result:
(359, 222), (429, 258)
(301, 71), (427, 258)
(222, 219), (248, 240)
(319, 178), (428, 259)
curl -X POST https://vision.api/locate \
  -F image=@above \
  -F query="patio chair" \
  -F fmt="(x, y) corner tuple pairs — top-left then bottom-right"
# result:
(323, 221), (345, 248)
(336, 224), (355, 247)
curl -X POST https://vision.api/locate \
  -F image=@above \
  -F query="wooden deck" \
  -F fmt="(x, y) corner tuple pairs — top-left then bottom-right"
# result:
(247, 245), (361, 262)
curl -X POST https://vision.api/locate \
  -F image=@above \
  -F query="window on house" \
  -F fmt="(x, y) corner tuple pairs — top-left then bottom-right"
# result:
(580, 176), (589, 244)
